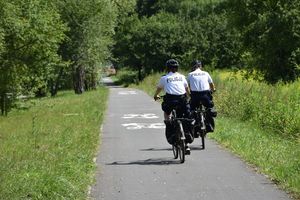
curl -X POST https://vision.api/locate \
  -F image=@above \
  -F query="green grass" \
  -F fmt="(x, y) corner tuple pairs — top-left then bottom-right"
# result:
(210, 117), (300, 199)
(0, 88), (108, 199)
(212, 71), (300, 139)
(115, 68), (300, 198)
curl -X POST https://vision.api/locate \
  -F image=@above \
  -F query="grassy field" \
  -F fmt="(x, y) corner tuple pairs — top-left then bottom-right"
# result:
(114, 69), (300, 199)
(0, 88), (108, 199)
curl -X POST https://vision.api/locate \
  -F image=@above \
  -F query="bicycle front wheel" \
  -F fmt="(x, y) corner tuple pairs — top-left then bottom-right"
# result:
(178, 140), (185, 163)
(201, 134), (205, 149)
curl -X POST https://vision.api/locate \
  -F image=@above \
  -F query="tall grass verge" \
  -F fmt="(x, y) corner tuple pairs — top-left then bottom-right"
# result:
(212, 71), (300, 139)
(0, 88), (108, 199)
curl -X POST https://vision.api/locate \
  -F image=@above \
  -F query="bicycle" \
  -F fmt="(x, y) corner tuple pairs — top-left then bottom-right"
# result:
(192, 103), (207, 149)
(156, 95), (191, 163)
(169, 107), (189, 163)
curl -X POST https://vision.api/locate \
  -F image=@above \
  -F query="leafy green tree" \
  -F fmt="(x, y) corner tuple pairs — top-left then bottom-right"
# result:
(136, 0), (159, 17)
(179, 3), (241, 69)
(228, 0), (300, 82)
(57, 0), (117, 94)
(113, 0), (241, 75)
(113, 12), (185, 79)
(0, 0), (66, 115)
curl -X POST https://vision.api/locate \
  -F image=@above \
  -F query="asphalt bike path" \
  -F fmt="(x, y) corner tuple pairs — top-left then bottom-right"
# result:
(90, 77), (290, 200)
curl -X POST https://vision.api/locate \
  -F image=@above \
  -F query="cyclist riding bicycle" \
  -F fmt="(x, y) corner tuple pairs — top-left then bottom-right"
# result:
(187, 60), (217, 133)
(154, 59), (193, 153)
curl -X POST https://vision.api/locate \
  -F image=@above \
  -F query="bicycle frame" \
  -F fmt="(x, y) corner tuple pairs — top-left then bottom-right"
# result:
(194, 104), (206, 132)
(192, 103), (207, 149)
(171, 109), (186, 142)
(170, 107), (187, 163)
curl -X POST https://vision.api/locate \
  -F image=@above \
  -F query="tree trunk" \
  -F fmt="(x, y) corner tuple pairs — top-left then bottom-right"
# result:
(35, 87), (47, 98)
(91, 72), (97, 89)
(50, 68), (64, 97)
(138, 65), (142, 81)
(0, 93), (8, 116)
(73, 65), (85, 94)
(0, 93), (4, 116)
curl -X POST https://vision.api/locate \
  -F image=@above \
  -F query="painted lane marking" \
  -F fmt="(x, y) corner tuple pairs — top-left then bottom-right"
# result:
(118, 91), (137, 95)
(122, 113), (159, 119)
(122, 123), (165, 130)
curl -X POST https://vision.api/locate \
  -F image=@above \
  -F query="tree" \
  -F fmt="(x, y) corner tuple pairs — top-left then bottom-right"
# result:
(57, 0), (117, 94)
(0, 0), (66, 115)
(113, 0), (241, 75)
(229, 0), (300, 82)
(113, 12), (185, 79)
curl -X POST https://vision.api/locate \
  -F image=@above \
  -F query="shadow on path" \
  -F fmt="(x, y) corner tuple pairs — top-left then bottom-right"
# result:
(107, 158), (181, 166)
(140, 145), (204, 152)
(140, 148), (172, 151)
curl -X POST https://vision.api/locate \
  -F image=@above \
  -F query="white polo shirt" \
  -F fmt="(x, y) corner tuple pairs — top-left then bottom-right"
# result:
(187, 68), (213, 92)
(158, 72), (188, 95)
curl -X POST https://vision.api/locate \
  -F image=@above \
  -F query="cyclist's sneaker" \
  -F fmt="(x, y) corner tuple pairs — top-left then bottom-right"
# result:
(185, 145), (191, 155)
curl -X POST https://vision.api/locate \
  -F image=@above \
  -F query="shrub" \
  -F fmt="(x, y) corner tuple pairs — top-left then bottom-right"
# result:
(213, 72), (300, 139)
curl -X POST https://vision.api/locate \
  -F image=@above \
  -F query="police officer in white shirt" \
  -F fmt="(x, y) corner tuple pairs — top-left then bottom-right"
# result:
(154, 59), (193, 151)
(187, 60), (216, 133)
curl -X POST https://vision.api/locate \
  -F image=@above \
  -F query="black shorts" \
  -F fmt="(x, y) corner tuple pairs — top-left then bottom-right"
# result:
(161, 94), (190, 117)
(190, 90), (214, 110)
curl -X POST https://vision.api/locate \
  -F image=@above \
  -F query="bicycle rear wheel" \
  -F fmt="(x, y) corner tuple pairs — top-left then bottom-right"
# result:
(172, 145), (178, 159)
(200, 131), (206, 149)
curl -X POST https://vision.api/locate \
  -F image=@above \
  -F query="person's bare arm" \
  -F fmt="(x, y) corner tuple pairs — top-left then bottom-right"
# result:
(209, 83), (216, 92)
(153, 87), (163, 101)
(185, 86), (191, 98)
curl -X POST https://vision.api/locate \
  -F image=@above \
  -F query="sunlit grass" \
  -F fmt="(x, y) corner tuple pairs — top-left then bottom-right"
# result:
(210, 117), (300, 199)
(0, 88), (108, 199)
(213, 75), (300, 139)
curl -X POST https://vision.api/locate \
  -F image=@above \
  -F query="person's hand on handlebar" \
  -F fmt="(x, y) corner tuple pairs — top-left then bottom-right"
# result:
(154, 95), (160, 101)
(154, 87), (163, 101)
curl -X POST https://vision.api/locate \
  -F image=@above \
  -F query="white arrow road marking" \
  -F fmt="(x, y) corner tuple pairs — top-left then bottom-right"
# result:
(122, 123), (165, 130)
(118, 91), (137, 95)
(122, 113), (159, 119)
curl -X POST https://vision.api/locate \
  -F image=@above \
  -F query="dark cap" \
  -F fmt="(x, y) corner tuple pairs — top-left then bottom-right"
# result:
(166, 59), (179, 68)
(192, 60), (202, 67)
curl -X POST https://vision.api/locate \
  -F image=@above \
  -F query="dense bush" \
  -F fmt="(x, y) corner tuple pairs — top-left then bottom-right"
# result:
(213, 72), (300, 139)
(228, 0), (300, 83)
